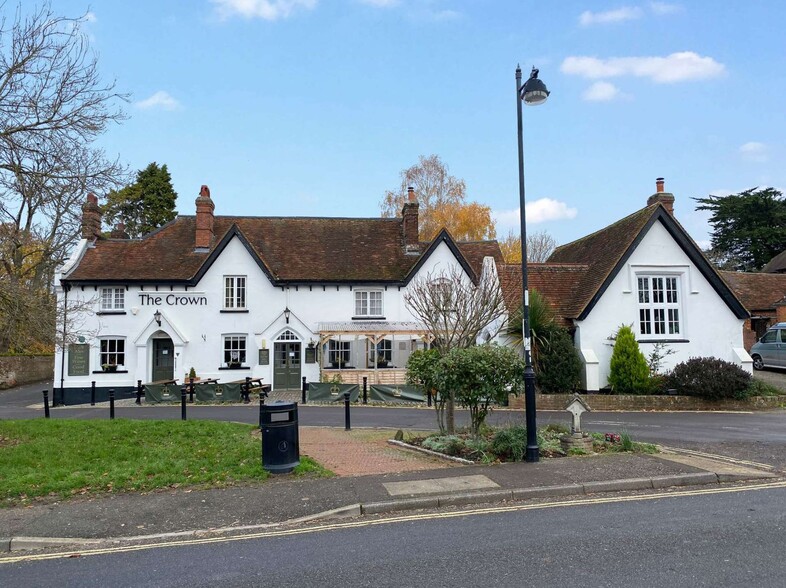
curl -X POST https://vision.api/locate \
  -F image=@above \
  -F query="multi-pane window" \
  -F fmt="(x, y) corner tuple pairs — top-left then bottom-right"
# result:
(224, 276), (247, 309)
(355, 290), (383, 317)
(223, 335), (247, 365)
(328, 340), (351, 365)
(637, 276), (681, 337)
(100, 338), (125, 367)
(100, 287), (124, 310)
(369, 339), (392, 364)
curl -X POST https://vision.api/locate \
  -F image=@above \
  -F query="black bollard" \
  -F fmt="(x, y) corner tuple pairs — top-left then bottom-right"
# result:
(109, 389), (115, 420)
(244, 377), (251, 404)
(301, 376), (307, 404)
(91, 380), (96, 406)
(189, 377), (195, 403)
(344, 391), (351, 431)
(258, 393), (264, 429)
(181, 387), (187, 421)
(362, 377), (368, 404)
(43, 389), (50, 418)
(136, 380), (143, 405)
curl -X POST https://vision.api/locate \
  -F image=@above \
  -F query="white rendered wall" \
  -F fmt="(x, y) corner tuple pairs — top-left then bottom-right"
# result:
(575, 220), (746, 389)
(55, 237), (475, 391)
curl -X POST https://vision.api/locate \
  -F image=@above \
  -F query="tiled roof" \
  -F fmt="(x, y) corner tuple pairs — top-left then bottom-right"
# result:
(547, 205), (658, 319)
(762, 249), (786, 273)
(65, 215), (502, 284)
(497, 263), (590, 325)
(718, 271), (786, 312)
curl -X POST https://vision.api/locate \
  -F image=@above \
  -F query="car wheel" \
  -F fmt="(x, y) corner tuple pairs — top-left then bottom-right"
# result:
(752, 355), (764, 370)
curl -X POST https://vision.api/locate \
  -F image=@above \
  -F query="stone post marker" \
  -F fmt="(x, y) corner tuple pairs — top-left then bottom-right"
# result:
(561, 394), (594, 453)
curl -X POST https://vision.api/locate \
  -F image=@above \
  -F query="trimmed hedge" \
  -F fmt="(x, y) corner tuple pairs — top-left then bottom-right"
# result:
(667, 357), (752, 400)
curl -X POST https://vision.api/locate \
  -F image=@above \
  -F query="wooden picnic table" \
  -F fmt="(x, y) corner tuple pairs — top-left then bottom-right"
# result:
(228, 377), (265, 403)
(146, 378), (178, 386)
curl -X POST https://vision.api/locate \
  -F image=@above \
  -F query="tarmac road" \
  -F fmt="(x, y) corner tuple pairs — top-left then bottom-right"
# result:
(2, 483), (785, 587)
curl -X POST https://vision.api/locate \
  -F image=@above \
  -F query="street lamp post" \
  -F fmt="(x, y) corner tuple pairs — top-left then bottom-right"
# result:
(516, 65), (549, 463)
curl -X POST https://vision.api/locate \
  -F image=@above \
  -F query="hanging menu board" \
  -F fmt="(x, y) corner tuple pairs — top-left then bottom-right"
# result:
(68, 343), (90, 376)
(258, 349), (270, 365)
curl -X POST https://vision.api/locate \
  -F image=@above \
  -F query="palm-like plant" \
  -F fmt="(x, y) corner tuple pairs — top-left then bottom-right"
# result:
(505, 289), (556, 369)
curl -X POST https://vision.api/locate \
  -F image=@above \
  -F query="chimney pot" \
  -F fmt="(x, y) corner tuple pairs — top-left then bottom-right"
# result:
(647, 178), (674, 215)
(407, 186), (415, 202)
(656, 177), (665, 193)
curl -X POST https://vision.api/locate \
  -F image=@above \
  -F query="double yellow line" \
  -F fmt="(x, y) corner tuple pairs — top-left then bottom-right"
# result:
(4, 479), (786, 565)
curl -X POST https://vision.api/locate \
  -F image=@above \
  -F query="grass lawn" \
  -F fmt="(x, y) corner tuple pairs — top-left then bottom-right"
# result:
(0, 419), (330, 506)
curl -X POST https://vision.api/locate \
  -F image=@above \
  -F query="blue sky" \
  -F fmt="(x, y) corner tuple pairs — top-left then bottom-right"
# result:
(53, 0), (785, 248)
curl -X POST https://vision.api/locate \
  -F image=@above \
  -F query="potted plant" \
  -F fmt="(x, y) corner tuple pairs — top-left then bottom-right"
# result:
(101, 363), (118, 373)
(227, 351), (241, 369)
(375, 353), (388, 368)
(330, 357), (345, 369)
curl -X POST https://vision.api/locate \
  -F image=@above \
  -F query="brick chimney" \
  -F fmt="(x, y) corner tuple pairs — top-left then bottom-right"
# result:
(81, 192), (102, 241)
(402, 186), (419, 254)
(195, 185), (215, 250)
(647, 177), (675, 214)
(110, 222), (128, 239)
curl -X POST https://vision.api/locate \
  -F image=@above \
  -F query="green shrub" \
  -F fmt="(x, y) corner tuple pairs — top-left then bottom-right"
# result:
(490, 426), (528, 461)
(608, 325), (650, 394)
(747, 379), (784, 397)
(537, 327), (582, 393)
(667, 357), (752, 400)
(422, 435), (465, 456)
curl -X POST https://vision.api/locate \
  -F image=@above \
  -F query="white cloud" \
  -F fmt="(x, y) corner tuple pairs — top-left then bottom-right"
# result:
(649, 2), (682, 15)
(561, 52), (725, 83)
(582, 81), (620, 101)
(211, 0), (317, 21)
(135, 91), (181, 111)
(739, 141), (769, 162)
(358, 0), (399, 6)
(494, 199), (578, 229)
(83, 12), (97, 23)
(579, 6), (643, 26)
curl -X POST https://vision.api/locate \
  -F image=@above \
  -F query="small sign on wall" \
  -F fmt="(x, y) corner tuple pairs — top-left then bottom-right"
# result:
(68, 343), (90, 376)
(258, 349), (270, 365)
(305, 347), (316, 364)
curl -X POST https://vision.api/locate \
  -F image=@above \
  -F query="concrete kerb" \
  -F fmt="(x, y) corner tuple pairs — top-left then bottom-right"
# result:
(2, 471), (778, 554)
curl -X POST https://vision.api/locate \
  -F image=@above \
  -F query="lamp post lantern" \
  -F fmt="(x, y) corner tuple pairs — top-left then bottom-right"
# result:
(516, 65), (549, 463)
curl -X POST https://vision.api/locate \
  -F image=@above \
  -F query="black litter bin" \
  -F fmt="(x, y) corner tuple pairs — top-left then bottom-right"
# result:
(260, 401), (300, 474)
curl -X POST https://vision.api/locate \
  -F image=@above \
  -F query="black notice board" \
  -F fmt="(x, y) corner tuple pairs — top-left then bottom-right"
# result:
(258, 349), (270, 365)
(68, 343), (90, 376)
(305, 347), (316, 364)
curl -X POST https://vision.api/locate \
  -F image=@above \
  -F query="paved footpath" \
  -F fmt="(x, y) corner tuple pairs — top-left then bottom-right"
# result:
(0, 382), (783, 554)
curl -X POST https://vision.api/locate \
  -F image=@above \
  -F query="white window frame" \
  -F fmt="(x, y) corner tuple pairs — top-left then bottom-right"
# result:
(100, 287), (125, 311)
(368, 339), (392, 364)
(224, 276), (247, 309)
(637, 275), (682, 338)
(223, 334), (247, 365)
(99, 337), (125, 367)
(354, 289), (383, 317)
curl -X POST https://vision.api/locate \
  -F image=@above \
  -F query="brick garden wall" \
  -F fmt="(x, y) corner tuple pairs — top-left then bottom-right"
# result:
(0, 355), (54, 389)
(508, 392), (783, 412)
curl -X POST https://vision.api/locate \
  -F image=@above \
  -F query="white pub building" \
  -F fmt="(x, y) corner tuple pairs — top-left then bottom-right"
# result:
(53, 186), (502, 404)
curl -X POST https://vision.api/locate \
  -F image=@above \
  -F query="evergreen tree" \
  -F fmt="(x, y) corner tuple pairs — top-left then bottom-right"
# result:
(537, 327), (582, 393)
(694, 187), (786, 271)
(608, 325), (650, 394)
(103, 163), (178, 238)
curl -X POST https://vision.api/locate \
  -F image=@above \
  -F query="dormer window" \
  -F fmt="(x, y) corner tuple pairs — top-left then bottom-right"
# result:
(354, 289), (383, 318)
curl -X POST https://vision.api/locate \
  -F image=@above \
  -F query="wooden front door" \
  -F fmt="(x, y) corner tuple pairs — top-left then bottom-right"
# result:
(152, 338), (174, 382)
(274, 342), (301, 389)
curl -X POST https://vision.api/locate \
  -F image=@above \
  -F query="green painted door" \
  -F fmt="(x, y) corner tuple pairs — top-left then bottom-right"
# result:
(152, 338), (174, 382)
(274, 342), (301, 389)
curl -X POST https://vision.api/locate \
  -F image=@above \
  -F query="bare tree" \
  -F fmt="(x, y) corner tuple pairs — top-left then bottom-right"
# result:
(404, 264), (507, 433)
(0, 3), (127, 352)
(380, 154), (496, 241)
(499, 229), (557, 263)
